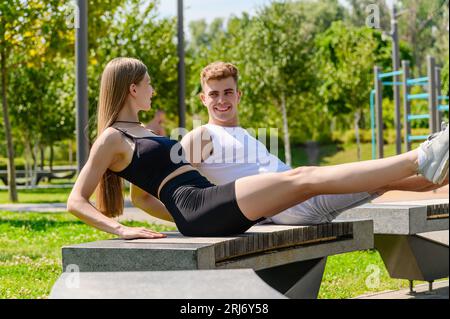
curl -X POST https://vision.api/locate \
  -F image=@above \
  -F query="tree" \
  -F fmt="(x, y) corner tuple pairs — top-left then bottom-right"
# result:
(186, 16), (241, 120)
(398, 0), (449, 75)
(1, 0), (147, 197)
(0, 0), (50, 201)
(10, 56), (76, 171)
(442, 58), (449, 96)
(315, 22), (393, 160)
(237, 1), (348, 165)
(88, 0), (178, 140)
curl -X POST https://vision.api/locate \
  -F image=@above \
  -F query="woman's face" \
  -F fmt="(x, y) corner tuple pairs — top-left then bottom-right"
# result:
(134, 73), (154, 111)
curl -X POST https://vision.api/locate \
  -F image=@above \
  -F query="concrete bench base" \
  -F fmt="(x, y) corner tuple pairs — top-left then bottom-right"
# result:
(337, 200), (449, 292)
(375, 234), (448, 292)
(54, 221), (372, 299)
(51, 258), (328, 299)
(50, 269), (288, 299)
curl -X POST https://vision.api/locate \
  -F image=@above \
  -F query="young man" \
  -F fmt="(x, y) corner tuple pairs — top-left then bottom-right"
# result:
(131, 62), (448, 225)
(178, 62), (448, 225)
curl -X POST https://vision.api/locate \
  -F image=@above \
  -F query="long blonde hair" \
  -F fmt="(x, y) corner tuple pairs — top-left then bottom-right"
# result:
(95, 57), (148, 218)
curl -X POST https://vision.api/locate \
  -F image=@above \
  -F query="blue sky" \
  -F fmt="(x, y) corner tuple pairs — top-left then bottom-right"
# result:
(157, 0), (395, 24)
(158, 0), (271, 24)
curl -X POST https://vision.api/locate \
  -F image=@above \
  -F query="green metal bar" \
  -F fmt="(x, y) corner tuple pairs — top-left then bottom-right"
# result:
(438, 105), (449, 112)
(439, 96), (449, 101)
(382, 82), (403, 86)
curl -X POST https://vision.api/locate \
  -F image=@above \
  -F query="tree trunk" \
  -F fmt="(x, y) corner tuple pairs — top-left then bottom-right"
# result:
(1, 47), (18, 202)
(27, 137), (36, 168)
(69, 140), (73, 165)
(32, 142), (39, 186)
(408, 4), (422, 76)
(354, 109), (361, 162)
(281, 93), (292, 167)
(24, 138), (32, 188)
(40, 145), (45, 170)
(50, 143), (54, 172)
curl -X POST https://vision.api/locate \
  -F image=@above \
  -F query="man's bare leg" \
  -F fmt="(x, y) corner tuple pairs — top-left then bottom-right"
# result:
(235, 150), (420, 221)
(373, 175), (449, 195)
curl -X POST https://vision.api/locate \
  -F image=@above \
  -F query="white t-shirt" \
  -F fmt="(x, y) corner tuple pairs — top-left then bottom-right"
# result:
(197, 124), (291, 185)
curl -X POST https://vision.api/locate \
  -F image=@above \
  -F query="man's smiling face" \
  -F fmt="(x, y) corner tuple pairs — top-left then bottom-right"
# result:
(200, 76), (241, 127)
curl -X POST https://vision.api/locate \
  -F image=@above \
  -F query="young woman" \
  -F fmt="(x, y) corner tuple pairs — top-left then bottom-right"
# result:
(67, 57), (449, 239)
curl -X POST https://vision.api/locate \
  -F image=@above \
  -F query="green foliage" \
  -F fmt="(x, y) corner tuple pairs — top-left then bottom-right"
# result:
(0, 0), (448, 167)
(442, 58), (449, 96)
(86, 0), (178, 140)
(397, 0), (449, 75)
(8, 56), (76, 149)
(315, 22), (392, 124)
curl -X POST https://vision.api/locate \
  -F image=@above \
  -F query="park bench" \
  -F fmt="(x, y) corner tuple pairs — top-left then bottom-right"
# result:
(50, 220), (373, 299)
(0, 168), (76, 186)
(336, 199), (449, 293)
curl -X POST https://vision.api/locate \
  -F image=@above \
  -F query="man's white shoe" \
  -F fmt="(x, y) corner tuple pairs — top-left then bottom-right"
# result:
(417, 123), (449, 184)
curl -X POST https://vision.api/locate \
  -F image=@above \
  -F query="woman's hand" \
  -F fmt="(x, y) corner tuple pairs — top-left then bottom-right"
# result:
(118, 225), (167, 240)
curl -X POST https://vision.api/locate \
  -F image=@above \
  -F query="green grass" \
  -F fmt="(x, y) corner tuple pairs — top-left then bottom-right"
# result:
(0, 211), (174, 299)
(0, 187), (133, 204)
(320, 250), (411, 299)
(0, 211), (440, 299)
(285, 142), (422, 168)
(0, 187), (72, 204)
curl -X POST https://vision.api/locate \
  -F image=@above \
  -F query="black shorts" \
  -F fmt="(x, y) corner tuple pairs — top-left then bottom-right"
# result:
(159, 170), (263, 237)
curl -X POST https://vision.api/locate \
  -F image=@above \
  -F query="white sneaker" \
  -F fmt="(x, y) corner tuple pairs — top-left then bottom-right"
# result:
(417, 123), (449, 184)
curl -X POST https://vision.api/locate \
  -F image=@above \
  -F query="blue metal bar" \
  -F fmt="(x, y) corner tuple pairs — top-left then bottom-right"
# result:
(407, 93), (429, 100)
(407, 77), (428, 85)
(408, 114), (430, 121)
(370, 90), (376, 160)
(439, 96), (449, 101)
(378, 70), (403, 79)
(408, 135), (429, 142)
(438, 105), (449, 112)
(382, 82), (403, 86)
(408, 82), (428, 86)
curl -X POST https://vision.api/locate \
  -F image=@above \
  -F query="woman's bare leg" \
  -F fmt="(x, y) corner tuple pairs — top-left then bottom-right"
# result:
(235, 150), (420, 221)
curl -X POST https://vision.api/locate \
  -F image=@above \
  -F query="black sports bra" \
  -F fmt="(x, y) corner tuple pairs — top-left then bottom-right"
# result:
(111, 127), (190, 198)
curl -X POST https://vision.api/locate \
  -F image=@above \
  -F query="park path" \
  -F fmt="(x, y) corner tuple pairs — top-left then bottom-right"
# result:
(0, 199), (176, 227)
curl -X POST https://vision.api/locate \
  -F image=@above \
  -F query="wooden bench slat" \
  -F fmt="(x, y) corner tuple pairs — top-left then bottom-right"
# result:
(214, 223), (354, 262)
(427, 203), (449, 220)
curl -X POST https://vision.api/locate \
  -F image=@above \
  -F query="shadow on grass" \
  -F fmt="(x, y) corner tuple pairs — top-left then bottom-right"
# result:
(0, 213), (172, 233)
